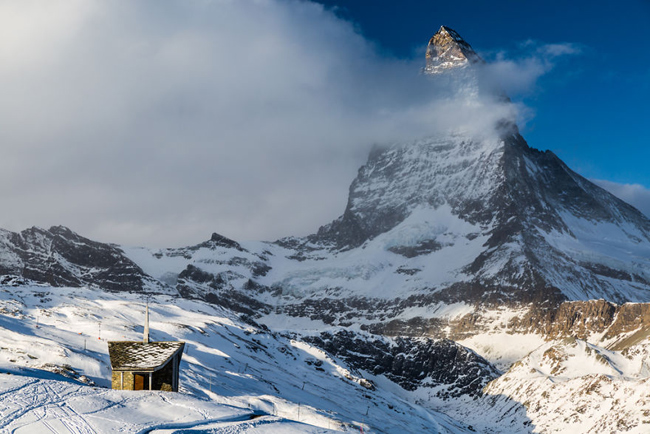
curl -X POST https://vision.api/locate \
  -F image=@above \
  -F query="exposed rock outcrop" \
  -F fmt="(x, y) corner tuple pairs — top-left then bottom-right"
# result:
(304, 330), (500, 398)
(424, 25), (482, 73)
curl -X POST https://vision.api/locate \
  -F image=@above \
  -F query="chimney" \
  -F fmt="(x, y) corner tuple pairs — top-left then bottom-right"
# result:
(143, 304), (150, 344)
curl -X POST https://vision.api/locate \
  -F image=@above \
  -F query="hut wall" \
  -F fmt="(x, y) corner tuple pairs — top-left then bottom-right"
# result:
(111, 370), (135, 390)
(153, 358), (175, 391)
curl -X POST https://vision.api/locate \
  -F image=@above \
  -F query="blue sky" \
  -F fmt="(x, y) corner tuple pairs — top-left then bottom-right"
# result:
(0, 0), (648, 246)
(315, 0), (650, 187)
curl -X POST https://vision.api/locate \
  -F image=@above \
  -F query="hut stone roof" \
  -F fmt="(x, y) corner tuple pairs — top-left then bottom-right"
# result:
(108, 341), (184, 371)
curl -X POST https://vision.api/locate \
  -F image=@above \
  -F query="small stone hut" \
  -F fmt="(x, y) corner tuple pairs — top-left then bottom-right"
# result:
(108, 305), (185, 391)
(108, 340), (185, 391)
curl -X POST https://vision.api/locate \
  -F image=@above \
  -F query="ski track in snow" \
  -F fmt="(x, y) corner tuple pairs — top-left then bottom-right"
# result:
(0, 374), (313, 434)
(1, 379), (96, 433)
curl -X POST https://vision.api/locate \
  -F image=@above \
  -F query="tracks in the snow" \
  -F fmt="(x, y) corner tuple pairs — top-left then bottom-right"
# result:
(0, 378), (98, 434)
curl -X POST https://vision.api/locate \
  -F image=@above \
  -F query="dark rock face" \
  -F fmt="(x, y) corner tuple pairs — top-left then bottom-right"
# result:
(176, 264), (272, 317)
(0, 226), (158, 292)
(304, 330), (499, 398)
(281, 296), (405, 325)
(209, 232), (244, 251)
(508, 299), (618, 339)
(388, 240), (444, 258)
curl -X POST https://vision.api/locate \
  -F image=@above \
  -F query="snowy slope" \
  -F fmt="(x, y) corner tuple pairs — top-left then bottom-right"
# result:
(0, 279), (477, 433)
(476, 339), (650, 433)
(4, 278), (648, 434)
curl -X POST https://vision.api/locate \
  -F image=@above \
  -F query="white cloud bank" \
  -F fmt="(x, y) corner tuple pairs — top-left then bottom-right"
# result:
(0, 0), (581, 247)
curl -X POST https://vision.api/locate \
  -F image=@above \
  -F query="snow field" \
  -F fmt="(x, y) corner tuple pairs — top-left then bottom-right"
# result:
(0, 283), (469, 433)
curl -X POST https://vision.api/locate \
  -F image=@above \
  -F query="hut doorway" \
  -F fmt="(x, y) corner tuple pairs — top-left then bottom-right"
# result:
(134, 374), (149, 391)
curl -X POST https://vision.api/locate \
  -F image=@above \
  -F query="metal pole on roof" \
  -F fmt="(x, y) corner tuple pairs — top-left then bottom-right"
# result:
(143, 303), (150, 344)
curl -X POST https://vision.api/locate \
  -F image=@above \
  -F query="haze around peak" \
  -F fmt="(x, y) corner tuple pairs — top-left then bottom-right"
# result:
(0, 0), (592, 247)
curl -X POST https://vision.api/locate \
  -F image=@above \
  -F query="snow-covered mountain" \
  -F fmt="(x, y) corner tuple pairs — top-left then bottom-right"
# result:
(305, 26), (650, 306)
(114, 27), (650, 335)
(0, 225), (165, 293)
(311, 129), (650, 303)
(3, 27), (648, 330)
(1, 25), (650, 433)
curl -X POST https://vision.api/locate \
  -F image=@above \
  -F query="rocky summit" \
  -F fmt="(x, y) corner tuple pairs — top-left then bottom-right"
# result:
(424, 25), (483, 74)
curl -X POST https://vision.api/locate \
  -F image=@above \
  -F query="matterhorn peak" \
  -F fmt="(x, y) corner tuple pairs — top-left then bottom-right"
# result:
(425, 25), (482, 74)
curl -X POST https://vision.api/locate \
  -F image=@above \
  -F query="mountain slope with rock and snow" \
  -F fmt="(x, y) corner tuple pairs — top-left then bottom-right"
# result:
(0, 279), (486, 433)
(0, 226), (166, 294)
(113, 28), (650, 346)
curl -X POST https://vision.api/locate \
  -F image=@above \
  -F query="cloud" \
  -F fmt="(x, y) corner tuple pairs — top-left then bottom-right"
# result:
(592, 180), (650, 219)
(540, 43), (581, 57)
(0, 0), (575, 247)
(481, 41), (581, 96)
